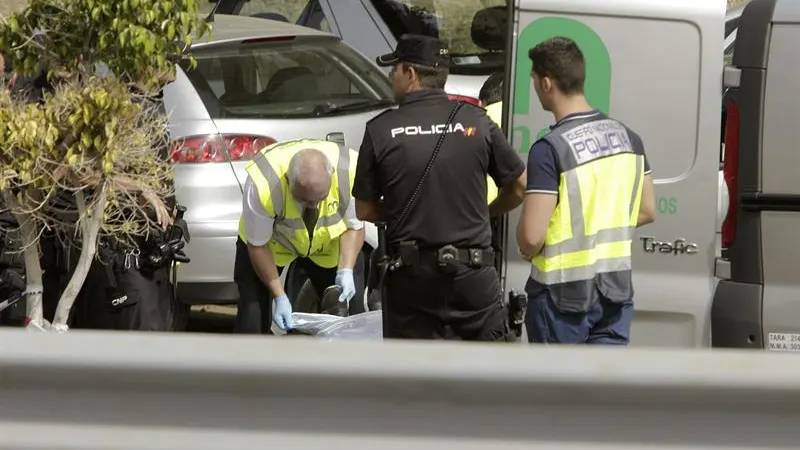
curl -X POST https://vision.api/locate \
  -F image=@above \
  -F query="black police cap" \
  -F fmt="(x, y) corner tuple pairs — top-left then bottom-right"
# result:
(376, 34), (450, 69)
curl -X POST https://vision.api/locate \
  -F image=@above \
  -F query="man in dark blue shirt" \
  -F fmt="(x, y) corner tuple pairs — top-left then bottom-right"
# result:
(518, 37), (656, 345)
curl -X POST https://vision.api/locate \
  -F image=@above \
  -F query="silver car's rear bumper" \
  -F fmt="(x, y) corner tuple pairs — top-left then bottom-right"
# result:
(175, 220), (239, 304)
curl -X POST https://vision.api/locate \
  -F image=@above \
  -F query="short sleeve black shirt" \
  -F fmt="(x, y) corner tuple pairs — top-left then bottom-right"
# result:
(353, 90), (525, 248)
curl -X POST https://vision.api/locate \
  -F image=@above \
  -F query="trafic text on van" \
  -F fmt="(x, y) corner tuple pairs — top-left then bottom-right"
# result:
(640, 237), (698, 255)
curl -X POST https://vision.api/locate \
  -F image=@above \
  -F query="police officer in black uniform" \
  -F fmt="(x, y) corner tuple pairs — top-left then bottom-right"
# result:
(72, 78), (189, 332)
(9, 60), (188, 331)
(353, 34), (527, 341)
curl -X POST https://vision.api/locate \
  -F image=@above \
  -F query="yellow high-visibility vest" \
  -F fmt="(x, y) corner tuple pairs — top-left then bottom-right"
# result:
(485, 101), (503, 127)
(530, 116), (644, 295)
(484, 101), (503, 204)
(238, 139), (357, 268)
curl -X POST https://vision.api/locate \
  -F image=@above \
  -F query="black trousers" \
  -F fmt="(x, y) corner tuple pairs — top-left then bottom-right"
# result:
(72, 259), (171, 331)
(383, 256), (509, 341)
(233, 238), (365, 334)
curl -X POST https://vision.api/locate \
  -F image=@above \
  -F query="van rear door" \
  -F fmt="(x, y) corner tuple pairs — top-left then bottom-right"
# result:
(712, 0), (800, 351)
(505, 0), (725, 347)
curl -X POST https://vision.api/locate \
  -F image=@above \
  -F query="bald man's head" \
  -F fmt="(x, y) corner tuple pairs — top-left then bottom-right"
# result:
(287, 148), (334, 207)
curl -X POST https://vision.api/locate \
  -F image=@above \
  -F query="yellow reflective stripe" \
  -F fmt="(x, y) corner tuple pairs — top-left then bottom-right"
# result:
(253, 152), (285, 219)
(540, 226), (634, 258)
(530, 254), (632, 284)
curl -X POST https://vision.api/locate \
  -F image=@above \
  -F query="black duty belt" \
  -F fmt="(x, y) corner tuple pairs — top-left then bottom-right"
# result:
(389, 242), (495, 271)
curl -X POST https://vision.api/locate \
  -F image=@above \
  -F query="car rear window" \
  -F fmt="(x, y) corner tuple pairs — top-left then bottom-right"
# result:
(370, 0), (506, 75)
(180, 37), (395, 119)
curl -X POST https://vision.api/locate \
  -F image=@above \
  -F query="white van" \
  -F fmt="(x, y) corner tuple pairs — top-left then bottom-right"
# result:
(504, 0), (725, 347)
(711, 0), (800, 351)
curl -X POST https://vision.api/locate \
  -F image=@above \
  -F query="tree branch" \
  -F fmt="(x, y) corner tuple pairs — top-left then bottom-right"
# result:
(114, 174), (172, 228)
(51, 186), (107, 328)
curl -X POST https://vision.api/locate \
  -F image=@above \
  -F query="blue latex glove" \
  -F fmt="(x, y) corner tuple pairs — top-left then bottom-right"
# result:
(335, 268), (356, 304)
(272, 294), (293, 330)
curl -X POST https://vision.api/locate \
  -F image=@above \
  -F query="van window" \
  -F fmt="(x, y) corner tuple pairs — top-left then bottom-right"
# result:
(181, 37), (394, 119)
(370, 0), (506, 75)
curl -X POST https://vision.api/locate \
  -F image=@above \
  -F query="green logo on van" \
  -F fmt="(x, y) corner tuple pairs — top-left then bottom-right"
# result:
(512, 17), (612, 152)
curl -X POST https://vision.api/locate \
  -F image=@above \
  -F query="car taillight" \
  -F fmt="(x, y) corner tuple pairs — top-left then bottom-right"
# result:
(721, 99), (740, 248)
(170, 134), (277, 164)
(448, 94), (480, 106)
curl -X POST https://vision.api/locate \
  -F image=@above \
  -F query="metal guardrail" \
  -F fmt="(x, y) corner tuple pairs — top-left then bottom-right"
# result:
(1, 330), (800, 449)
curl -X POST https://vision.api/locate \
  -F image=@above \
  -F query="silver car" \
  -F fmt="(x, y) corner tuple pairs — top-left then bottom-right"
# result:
(163, 14), (393, 326)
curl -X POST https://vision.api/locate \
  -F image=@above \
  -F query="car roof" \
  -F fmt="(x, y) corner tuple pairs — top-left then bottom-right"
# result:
(192, 14), (333, 47)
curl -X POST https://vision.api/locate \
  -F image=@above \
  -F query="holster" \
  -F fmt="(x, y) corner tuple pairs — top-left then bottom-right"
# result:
(142, 204), (191, 269)
(367, 254), (387, 312)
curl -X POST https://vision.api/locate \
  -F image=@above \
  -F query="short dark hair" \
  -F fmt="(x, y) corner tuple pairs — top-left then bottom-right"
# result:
(479, 71), (504, 104)
(402, 62), (448, 90)
(527, 37), (585, 95)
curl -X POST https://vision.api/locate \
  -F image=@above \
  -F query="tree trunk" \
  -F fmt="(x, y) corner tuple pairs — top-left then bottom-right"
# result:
(51, 188), (107, 329)
(19, 217), (44, 326)
(2, 191), (45, 327)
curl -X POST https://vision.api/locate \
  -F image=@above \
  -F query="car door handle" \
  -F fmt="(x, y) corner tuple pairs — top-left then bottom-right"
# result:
(326, 132), (345, 146)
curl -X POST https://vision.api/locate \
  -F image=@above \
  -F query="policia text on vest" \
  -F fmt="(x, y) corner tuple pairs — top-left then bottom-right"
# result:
(235, 139), (366, 334)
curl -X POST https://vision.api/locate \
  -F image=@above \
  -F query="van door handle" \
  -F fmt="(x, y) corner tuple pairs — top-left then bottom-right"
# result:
(326, 132), (345, 146)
